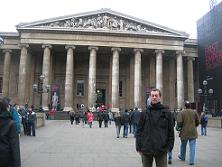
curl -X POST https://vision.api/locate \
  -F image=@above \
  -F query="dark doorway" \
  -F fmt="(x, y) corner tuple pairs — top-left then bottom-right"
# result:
(96, 89), (106, 106)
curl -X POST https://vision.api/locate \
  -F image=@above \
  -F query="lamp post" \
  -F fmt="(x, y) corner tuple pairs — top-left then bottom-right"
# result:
(198, 80), (213, 113)
(33, 74), (51, 112)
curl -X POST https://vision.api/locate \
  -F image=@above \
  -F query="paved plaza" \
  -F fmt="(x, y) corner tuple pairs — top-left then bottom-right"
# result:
(20, 120), (222, 167)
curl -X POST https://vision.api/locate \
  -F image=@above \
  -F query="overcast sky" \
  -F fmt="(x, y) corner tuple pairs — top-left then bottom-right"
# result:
(0, 0), (221, 38)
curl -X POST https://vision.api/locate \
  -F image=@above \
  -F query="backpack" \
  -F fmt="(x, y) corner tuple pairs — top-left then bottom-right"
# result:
(201, 115), (208, 124)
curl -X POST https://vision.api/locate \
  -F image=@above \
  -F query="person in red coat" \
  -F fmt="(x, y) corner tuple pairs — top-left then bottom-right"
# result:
(87, 110), (94, 128)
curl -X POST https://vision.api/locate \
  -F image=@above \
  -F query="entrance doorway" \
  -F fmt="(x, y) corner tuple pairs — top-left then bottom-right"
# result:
(96, 89), (106, 106)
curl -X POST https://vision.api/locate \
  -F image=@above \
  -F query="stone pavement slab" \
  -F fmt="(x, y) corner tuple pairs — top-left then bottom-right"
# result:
(20, 120), (222, 167)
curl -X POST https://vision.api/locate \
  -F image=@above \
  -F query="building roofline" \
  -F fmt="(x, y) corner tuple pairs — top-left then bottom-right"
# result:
(17, 8), (189, 38)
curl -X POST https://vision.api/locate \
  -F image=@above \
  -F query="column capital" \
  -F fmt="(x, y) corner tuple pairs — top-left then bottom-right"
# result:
(134, 48), (144, 53)
(65, 45), (76, 50)
(88, 46), (98, 51)
(19, 44), (29, 48)
(155, 49), (164, 54)
(111, 47), (121, 52)
(3, 49), (12, 53)
(176, 50), (185, 55)
(42, 44), (52, 49)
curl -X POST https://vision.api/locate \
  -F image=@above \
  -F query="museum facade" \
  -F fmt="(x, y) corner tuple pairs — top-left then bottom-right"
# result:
(0, 9), (198, 111)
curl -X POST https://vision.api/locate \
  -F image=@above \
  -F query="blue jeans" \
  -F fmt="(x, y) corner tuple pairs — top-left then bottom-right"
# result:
(28, 122), (36, 136)
(168, 150), (172, 161)
(180, 139), (196, 164)
(201, 126), (207, 136)
(132, 124), (138, 137)
(123, 123), (129, 137)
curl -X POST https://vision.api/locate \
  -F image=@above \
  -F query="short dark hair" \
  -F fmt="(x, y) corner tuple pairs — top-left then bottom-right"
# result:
(0, 96), (9, 112)
(184, 101), (191, 109)
(150, 88), (162, 97)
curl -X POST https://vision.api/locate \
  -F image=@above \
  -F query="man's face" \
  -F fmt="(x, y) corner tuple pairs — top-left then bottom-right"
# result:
(150, 91), (161, 104)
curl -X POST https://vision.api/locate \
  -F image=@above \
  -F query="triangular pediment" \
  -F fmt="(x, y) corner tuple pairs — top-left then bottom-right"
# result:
(17, 9), (188, 38)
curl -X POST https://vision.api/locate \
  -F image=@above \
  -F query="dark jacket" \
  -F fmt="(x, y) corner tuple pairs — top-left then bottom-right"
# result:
(0, 111), (21, 167)
(200, 114), (208, 127)
(130, 109), (141, 125)
(114, 115), (121, 126)
(27, 111), (36, 123)
(136, 102), (174, 155)
(103, 112), (109, 122)
(97, 112), (104, 121)
(121, 111), (130, 124)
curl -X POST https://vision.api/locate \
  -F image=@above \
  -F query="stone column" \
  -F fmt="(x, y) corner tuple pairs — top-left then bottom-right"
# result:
(88, 46), (98, 108)
(155, 50), (164, 94)
(2, 50), (12, 97)
(42, 44), (52, 111)
(111, 47), (121, 111)
(176, 51), (184, 109)
(64, 45), (75, 112)
(149, 56), (156, 87)
(18, 44), (29, 105)
(187, 57), (195, 102)
(134, 49), (143, 108)
(169, 58), (176, 110)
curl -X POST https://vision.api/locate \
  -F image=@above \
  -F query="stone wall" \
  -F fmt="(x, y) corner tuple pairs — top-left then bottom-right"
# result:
(207, 115), (222, 128)
(36, 113), (45, 128)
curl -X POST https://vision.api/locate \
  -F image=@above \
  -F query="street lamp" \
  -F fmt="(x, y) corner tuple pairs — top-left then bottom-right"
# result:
(33, 74), (51, 112)
(198, 80), (213, 113)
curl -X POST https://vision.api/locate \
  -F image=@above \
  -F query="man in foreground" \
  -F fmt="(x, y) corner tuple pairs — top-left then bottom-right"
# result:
(136, 88), (174, 167)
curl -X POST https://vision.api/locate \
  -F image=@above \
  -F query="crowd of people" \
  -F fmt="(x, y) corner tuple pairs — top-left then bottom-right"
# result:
(68, 88), (207, 167)
(0, 87), (210, 167)
(68, 104), (113, 128)
(0, 96), (38, 167)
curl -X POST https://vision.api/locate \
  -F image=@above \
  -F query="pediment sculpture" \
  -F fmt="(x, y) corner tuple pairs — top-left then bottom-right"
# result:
(39, 14), (168, 33)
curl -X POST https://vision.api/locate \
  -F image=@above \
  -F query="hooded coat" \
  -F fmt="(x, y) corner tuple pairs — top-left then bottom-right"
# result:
(0, 111), (21, 167)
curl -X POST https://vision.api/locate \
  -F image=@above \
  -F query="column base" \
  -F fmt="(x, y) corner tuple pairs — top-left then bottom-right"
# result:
(111, 108), (119, 113)
(42, 106), (49, 112)
(63, 107), (74, 112)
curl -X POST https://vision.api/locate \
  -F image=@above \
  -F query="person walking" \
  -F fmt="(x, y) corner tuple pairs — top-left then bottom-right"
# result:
(200, 112), (208, 136)
(69, 111), (75, 125)
(136, 88), (174, 167)
(114, 110), (122, 138)
(129, 108), (133, 134)
(108, 110), (113, 125)
(121, 109), (130, 138)
(27, 107), (37, 136)
(97, 111), (104, 128)
(103, 111), (109, 128)
(130, 107), (141, 137)
(87, 110), (94, 128)
(177, 101), (200, 165)
(0, 96), (21, 167)
(74, 111), (80, 125)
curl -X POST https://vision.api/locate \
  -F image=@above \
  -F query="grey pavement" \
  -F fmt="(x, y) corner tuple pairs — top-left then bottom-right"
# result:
(20, 120), (222, 167)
